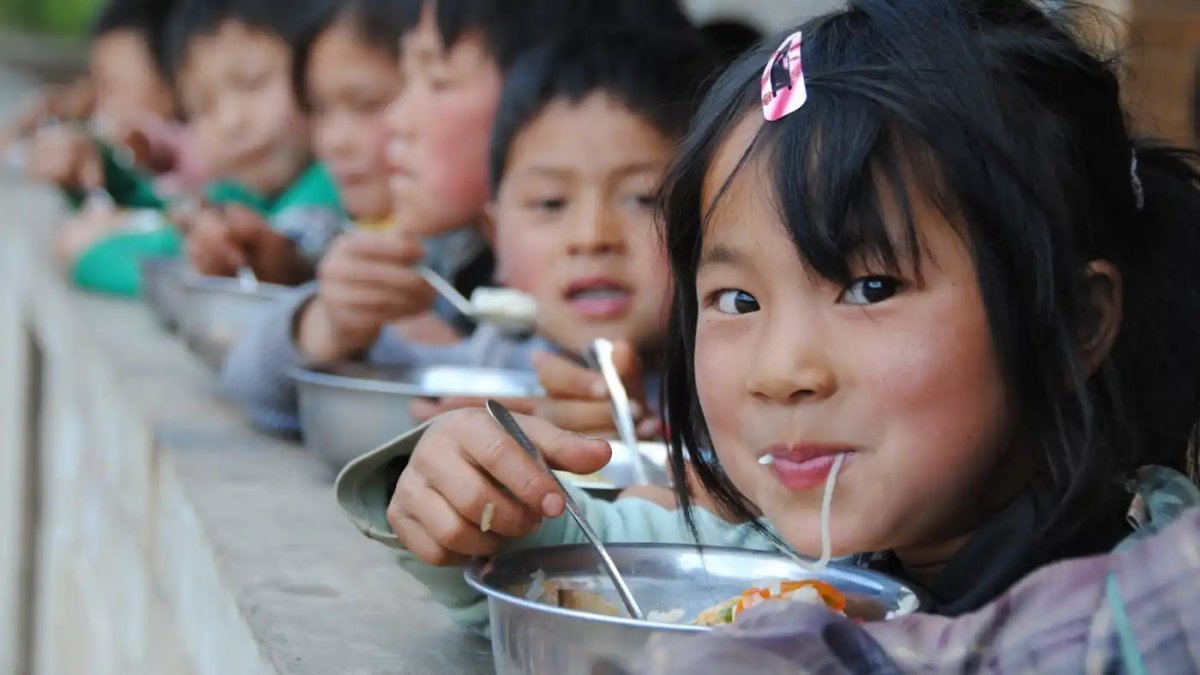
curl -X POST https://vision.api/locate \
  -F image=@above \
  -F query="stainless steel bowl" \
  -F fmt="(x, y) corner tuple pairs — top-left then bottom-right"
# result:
(290, 362), (545, 470)
(139, 257), (187, 331)
(466, 544), (922, 675)
(178, 275), (290, 369)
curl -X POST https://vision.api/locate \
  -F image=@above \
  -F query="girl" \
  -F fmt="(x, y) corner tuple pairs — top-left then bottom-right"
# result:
(338, 0), (1200, 643)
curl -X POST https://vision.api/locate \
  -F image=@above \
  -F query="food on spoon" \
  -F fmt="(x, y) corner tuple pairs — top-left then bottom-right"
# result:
(694, 580), (847, 626)
(470, 287), (537, 328)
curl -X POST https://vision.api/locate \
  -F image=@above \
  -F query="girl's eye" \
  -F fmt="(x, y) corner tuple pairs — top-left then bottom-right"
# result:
(838, 276), (903, 306)
(713, 289), (760, 315)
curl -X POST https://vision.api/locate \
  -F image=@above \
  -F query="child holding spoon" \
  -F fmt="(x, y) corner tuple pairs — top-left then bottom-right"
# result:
(220, 10), (712, 435)
(339, 0), (1200, 647)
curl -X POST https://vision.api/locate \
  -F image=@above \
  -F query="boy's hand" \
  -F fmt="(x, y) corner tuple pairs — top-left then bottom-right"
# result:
(388, 408), (611, 566)
(296, 228), (435, 362)
(24, 125), (103, 191)
(533, 340), (660, 439)
(184, 205), (312, 285)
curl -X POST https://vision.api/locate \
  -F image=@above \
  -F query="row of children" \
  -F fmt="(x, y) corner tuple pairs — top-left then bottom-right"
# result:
(5, 0), (1200, 670)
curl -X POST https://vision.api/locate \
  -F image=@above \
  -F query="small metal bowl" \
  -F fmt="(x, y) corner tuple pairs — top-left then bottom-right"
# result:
(138, 256), (187, 331)
(557, 441), (671, 500)
(467, 544), (922, 675)
(178, 275), (290, 370)
(290, 362), (545, 470)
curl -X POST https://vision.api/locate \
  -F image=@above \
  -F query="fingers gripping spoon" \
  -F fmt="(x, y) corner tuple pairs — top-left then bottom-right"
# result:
(484, 399), (646, 620)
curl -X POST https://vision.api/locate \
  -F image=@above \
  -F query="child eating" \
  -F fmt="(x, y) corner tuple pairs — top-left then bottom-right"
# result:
(221, 17), (711, 443)
(339, 0), (1200, 644)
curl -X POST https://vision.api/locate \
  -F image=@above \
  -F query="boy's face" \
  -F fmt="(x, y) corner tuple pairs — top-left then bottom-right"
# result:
(89, 30), (176, 135)
(177, 21), (310, 196)
(308, 20), (402, 221)
(492, 93), (675, 356)
(385, 4), (502, 234)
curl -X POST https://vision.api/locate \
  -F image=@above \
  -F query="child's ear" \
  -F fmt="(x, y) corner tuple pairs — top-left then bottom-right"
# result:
(1078, 260), (1123, 375)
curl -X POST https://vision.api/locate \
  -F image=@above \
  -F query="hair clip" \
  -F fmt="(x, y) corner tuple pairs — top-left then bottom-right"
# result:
(761, 31), (807, 122)
(1130, 148), (1145, 212)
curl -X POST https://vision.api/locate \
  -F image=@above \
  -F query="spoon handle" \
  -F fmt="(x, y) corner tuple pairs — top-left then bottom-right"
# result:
(586, 339), (652, 486)
(417, 265), (476, 317)
(485, 400), (646, 620)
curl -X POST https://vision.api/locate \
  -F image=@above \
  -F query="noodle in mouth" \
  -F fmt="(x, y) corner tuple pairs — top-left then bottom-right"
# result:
(759, 452), (846, 570)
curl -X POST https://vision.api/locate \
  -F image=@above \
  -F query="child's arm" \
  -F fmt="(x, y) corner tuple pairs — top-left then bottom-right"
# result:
(335, 411), (776, 635)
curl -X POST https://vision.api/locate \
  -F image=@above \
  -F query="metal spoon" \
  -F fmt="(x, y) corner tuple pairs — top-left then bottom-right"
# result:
(485, 399), (646, 620)
(585, 338), (652, 486)
(416, 265), (537, 333)
(236, 265), (259, 292)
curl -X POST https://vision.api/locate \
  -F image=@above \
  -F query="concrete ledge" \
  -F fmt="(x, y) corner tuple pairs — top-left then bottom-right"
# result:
(0, 184), (491, 673)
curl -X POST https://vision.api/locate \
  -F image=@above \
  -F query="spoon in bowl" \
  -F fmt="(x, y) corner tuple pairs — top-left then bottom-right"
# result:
(485, 399), (646, 620)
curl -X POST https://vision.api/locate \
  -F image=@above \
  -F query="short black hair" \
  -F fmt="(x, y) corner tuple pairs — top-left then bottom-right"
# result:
(293, 0), (420, 110)
(488, 26), (717, 192)
(91, 0), (176, 76)
(164, 0), (337, 82)
(430, 0), (695, 73)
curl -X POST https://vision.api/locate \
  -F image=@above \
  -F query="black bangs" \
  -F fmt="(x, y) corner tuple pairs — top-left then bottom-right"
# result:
(662, 0), (1200, 567)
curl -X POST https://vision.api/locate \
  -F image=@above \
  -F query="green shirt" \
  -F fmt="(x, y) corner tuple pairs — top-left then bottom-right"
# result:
(70, 163), (343, 297)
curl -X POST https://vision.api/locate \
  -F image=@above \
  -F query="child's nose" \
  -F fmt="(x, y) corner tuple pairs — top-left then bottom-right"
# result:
(384, 91), (414, 141)
(567, 202), (624, 255)
(745, 319), (837, 405)
(215, 97), (248, 139)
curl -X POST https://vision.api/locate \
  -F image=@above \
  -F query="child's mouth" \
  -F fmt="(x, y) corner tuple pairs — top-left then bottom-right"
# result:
(760, 445), (855, 491)
(564, 279), (632, 319)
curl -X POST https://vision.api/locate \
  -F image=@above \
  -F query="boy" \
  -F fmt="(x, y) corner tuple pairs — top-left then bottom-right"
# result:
(68, 0), (345, 296)
(332, 25), (719, 632)
(220, 0), (696, 431)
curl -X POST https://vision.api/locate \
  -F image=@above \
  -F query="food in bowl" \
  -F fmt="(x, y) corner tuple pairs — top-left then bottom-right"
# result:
(519, 571), (851, 626)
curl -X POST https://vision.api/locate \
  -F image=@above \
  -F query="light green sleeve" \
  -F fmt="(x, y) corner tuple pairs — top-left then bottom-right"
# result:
(334, 425), (778, 636)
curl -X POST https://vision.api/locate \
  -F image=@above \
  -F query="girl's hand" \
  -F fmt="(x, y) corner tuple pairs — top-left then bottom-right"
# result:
(387, 408), (611, 566)
(533, 341), (660, 439)
(296, 228), (435, 362)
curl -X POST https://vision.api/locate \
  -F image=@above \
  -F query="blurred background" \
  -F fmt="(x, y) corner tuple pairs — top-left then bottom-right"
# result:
(0, 0), (1196, 146)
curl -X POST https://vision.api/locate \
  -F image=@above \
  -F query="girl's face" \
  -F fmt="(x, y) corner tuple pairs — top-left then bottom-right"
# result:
(89, 30), (176, 135)
(178, 21), (310, 196)
(385, 4), (503, 235)
(492, 94), (674, 356)
(308, 20), (402, 221)
(696, 115), (1020, 564)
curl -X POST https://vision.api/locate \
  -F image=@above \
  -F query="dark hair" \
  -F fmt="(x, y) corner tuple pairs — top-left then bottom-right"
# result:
(430, 0), (695, 73)
(91, 0), (177, 76)
(293, 0), (420, 110)
(700, 19), (763, 65)
(661, 0), (1200, 551)
(1193, 52), (1199, 146)
(164, 0), (337, 82)
(488, 27), (716, 192)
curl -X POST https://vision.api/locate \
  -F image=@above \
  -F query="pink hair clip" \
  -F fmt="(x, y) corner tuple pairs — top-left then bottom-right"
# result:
(761, 31), (807, 122)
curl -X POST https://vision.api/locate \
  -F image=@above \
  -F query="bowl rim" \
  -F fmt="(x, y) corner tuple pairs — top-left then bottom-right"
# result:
(464, 543), (923, 633)
(180, 273), (291, 299)
(287, 362), (546, 398)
